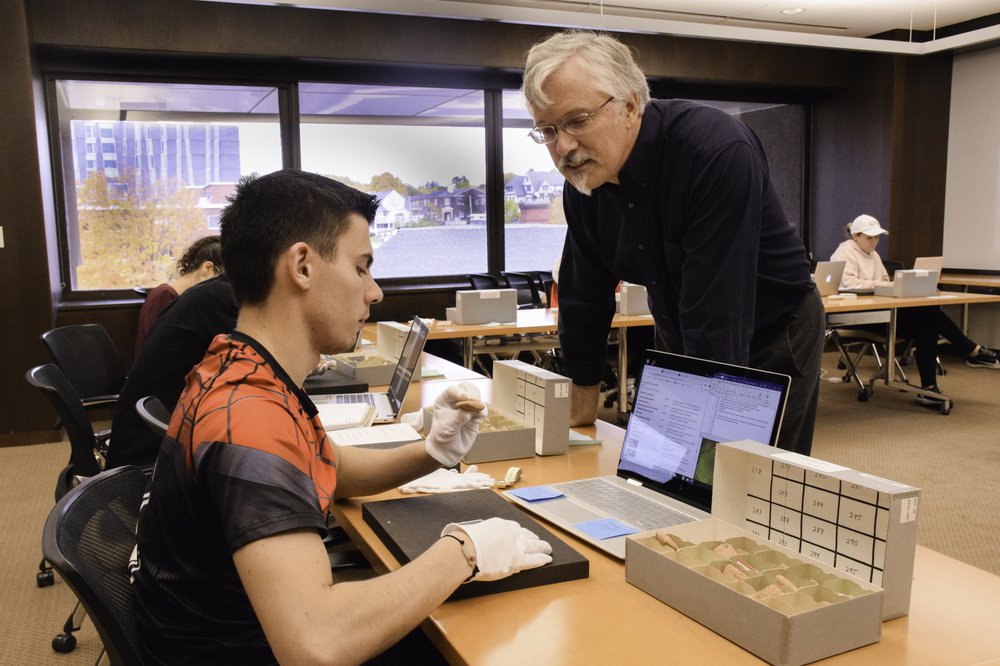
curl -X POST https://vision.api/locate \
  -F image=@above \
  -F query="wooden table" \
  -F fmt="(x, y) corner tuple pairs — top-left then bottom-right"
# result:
(331, 413), (1000, 665)
(938, 272), (1000, 331)
(822, 292), (1000, 412)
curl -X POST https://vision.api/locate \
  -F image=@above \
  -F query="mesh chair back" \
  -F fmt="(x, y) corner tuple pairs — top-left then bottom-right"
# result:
(135, 396), (170, 438)
(42, 466), (147, 666)
(41, 324), (126, 406)
(26, 364), (102, 478)
(501, 271), (542, 308)
(466, 273), (501, 290)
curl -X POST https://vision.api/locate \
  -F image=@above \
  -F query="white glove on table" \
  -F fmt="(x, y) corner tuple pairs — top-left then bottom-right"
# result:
(399, 466), (495, 494)
(425, 382), (487, 467)
(441, 517), (553, 582)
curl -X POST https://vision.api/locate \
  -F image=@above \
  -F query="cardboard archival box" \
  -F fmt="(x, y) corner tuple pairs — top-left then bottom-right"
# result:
(448, 289), (518, 325)
(422, 403), (535, 464)
(491, 359), (570, 456)
(332, 350), (396, 386)
(626, 440), (919, 665)
(619, 282), (651, 316)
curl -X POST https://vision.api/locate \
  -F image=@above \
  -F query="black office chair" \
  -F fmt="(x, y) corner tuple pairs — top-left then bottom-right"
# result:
(466, 273), (501, 290)
(26, 363), (110, 651)
(500, 271), (543, 308)
(135, 395), (170, 438)
(42, 465), (147, 665)
(41, 324), (126, 413)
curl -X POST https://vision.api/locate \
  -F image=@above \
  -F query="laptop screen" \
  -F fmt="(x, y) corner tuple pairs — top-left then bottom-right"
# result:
(387, 316), (430, 410)
(617, 351), (790, 512)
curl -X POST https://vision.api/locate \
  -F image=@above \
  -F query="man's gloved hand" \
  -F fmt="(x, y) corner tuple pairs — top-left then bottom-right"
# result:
(424, 382), (487, 467)
(399, 466), (494, 494)
(441, 517), (553, 582)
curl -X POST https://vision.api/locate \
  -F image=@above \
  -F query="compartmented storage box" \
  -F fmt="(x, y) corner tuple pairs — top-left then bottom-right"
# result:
(332, 350), (396, 385)
(618, 282), (650, 315)
(491, 359), (570, 456)
(446, 289), (518, 325)
(423, 404), (535, 464)
(626, 519), (883, 666)
(625, 439), (920, 665)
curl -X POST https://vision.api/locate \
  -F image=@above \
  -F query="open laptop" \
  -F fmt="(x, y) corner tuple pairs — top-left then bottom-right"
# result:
(812, 260), (846, 296)
(874, 269), (940, 298)
(504, 350), (790, 559)
(913, 256), (944, 274)
(322, 316), (429, 424)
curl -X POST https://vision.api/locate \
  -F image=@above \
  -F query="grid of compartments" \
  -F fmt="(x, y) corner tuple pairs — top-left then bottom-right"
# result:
(742, 458), (893, 586)
(637, 530), (877, 615)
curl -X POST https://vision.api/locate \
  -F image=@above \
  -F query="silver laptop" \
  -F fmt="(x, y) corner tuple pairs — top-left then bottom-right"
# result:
(327, 317), (429, 424)
(913, 256), (943, 274)
(812, 260), (846, 296)
(504, 350), (790, 559)
(874, 269), (940, 298)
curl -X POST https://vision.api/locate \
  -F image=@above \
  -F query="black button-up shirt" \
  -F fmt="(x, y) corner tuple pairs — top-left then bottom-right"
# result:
(558, 99), (813, 385)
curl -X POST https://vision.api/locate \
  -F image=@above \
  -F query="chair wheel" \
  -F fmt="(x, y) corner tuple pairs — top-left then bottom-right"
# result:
(52, 633), (76, 653)
(857, 386), (873, 402)
(37, 569), (54, 587)
(837, 360), (846, 370)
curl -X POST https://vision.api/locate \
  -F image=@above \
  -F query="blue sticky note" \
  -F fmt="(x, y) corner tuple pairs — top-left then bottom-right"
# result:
(509, 486), (564, 502)
(574, 518), (638, 540)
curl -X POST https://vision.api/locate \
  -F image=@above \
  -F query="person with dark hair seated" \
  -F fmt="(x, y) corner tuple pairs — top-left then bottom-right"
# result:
(108, 275), (237, 468)
(130, 170), (552, 664)
(135, 235), (222, 355)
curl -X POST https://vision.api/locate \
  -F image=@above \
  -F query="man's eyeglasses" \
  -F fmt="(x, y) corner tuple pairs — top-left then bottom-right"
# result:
(528, 96), (616, 145)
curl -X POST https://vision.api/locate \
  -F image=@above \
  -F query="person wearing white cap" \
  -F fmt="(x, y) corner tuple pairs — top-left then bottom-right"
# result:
(831, 214), (999, 408)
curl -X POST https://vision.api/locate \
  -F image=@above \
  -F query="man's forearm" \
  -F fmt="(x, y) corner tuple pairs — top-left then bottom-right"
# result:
(570, 383), (600, 426)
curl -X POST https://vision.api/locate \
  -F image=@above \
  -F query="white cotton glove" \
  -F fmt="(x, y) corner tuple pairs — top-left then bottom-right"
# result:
(441, 517), (553, 582)
(424, 382), (487, 467)
(399, 466), (495, 494)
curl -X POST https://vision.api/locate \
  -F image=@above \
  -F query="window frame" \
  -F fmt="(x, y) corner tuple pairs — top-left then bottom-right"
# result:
(40, 50), (812, 304)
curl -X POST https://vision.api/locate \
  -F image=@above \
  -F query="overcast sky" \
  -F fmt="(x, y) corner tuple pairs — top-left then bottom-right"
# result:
(238, 123), (556, 187)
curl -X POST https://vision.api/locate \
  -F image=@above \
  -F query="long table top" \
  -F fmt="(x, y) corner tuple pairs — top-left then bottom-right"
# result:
(822, 291), (1000, 314)
(331, 402), (1000, 664)
(939, 272), (1000, 289)
(420, 309), (653, 340)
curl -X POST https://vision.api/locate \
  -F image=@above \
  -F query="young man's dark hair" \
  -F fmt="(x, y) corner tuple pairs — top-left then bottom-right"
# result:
(220, 169), (380, 305)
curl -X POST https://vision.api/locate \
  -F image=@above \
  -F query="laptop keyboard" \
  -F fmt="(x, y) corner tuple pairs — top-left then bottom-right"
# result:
(557, 477), (693, 531)
(334, 393), (376, 405)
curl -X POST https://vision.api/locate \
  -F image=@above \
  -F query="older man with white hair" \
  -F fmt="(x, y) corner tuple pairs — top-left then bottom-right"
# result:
(522, 30), (824, 455)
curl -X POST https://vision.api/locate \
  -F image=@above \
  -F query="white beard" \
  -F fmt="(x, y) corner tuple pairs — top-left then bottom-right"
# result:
(567, 172), (592, 196)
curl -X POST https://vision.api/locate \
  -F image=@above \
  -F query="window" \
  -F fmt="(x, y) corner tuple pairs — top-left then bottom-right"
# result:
(298, 82), (488, 280)
(501, 90), (567, 274)
(48, 74), (806, 297)
(52, 80), (283, 291)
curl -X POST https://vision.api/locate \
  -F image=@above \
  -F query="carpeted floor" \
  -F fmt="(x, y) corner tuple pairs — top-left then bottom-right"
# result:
(2, 350), (998, 664)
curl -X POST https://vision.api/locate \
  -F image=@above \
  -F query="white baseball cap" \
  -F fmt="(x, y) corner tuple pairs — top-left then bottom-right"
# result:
(850, 214), (888, 236)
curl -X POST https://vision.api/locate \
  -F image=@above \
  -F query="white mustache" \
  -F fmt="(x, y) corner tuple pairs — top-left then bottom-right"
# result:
(559, 152), (592, 169)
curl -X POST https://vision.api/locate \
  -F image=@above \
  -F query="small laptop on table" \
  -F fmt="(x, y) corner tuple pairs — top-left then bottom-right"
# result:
(504, 350), (790, 559)
(321, 316), (429, 425)
(812, 261), (846, 297)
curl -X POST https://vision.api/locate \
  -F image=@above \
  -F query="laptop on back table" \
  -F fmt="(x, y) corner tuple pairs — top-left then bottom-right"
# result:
(504, 350), (790, 559)
(812, 261), (846, 297)
(320, 316), (429, 425)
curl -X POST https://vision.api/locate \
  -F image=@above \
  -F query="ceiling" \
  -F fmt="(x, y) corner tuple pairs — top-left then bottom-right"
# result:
(213, 0), (1000, 54)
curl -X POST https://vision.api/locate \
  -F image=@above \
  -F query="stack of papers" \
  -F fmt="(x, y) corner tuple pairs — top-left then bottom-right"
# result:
(328, 423), (423, 447)
(317, 403), (375, 431)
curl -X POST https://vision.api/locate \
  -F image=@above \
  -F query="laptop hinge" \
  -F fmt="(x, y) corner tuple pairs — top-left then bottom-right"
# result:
(625, 478), (643, 487)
